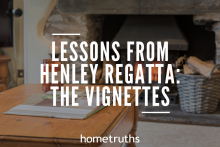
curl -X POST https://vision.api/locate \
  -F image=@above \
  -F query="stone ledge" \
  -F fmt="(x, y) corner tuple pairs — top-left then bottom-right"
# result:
(139, 103), (220, 126)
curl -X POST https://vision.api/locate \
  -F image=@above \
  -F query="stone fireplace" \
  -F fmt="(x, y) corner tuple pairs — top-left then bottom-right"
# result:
(42, 0), (220, 90)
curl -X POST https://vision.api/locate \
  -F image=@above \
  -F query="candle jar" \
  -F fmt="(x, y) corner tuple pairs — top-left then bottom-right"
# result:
(42, 59), (63, 92)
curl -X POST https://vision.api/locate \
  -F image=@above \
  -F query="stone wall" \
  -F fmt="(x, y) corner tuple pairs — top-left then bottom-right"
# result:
(43, 5), (104, 83)
(213, 23), (220, 64)
(44, 5), (220, 83)
(194, 14), (220, 64)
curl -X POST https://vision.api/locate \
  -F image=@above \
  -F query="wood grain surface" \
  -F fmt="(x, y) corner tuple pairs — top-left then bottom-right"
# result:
(0, 84), (138, 147)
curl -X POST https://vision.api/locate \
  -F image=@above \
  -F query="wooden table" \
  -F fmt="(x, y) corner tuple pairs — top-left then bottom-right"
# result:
(0, 84), (139, 147)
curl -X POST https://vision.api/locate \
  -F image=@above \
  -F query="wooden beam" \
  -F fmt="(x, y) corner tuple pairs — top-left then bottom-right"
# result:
(57, 0), (220, 14)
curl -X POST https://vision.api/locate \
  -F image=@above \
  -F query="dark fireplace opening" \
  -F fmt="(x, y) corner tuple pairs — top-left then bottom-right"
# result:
(176, 15), (216, 61)
(102, 15), (216, 61)
(101, 15), (216, 105)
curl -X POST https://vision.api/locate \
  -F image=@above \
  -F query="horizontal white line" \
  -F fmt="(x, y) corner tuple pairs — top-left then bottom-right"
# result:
(52, 33), (81, 35)
(142, 112), (170, 114)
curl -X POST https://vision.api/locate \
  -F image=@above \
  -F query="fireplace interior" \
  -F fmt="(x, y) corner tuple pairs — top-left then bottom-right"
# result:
(102, 15), (216, 104)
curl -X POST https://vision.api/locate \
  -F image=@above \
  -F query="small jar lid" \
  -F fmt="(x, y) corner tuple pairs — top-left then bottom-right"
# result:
(43, 59), (53, 63)
(43, 59), (61, 64)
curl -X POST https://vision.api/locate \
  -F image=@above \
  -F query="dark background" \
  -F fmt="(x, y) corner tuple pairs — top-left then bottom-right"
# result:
(102, 15), (216, 61)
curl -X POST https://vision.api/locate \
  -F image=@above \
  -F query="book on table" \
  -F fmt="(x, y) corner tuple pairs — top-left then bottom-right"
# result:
(3, 90), (123, 119)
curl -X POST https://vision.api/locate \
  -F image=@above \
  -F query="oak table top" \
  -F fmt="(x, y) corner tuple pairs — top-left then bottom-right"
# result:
(0, 84), (138, 147)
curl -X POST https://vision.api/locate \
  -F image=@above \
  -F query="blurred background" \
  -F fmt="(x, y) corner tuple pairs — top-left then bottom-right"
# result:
(0, 0), (217, 92)
(0, 0), (53, 91)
